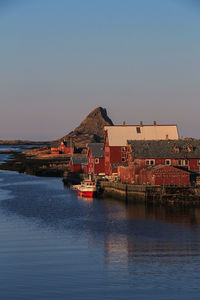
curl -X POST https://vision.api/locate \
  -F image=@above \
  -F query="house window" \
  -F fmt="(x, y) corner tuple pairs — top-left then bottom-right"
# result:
(165, 159), (171, 165)
(136, 127), (141, 134)
(150, 160), (155, 165)
(197, 160), (200, 166)
(121, 147), (126, 152)
(122, 157), (126, 162)
(145, 160), (155, 166)
(95, 158), (99, 164)
(178, 160), (188, 166)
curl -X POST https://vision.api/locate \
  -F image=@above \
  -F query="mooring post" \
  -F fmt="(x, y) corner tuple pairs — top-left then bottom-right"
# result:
(125, 184), (128, 203)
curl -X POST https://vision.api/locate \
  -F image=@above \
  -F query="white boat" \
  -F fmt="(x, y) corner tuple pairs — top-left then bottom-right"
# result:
(77, 179), (97, 198)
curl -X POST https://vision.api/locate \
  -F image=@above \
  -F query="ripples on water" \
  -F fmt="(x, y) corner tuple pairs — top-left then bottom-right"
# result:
(0, 150), (200, 299)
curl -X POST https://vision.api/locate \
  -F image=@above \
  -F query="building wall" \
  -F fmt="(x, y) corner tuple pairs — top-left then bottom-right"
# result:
(51, 144), (74, 155)
(82, 165), (88, 174)
(118, 164), (190, 186)
(88, 149), (105, 175)
(59, 143), (74, 154)
(132, 158), (200, 173)
(139, 166), (190, 186)
(104, 134), (128, 175)
(118, 166), (136, 184)
(70, 161), (82, 173)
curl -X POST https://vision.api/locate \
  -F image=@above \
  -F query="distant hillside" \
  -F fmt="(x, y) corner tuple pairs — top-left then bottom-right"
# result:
(61, 107), (113, 147)
(0, 140), (50, 145)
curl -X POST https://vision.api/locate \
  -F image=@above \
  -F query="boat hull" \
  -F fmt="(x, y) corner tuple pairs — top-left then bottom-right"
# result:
(78, 190), (96, 197)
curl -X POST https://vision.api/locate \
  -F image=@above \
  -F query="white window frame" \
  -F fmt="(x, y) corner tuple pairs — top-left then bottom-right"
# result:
(165, 159), (171, 165)
(95, 158), (99, 164)
(121, 147), (126, 152)
(122, 157), (126, 162)
(145, 159), (155, 166)
(150, 159), (155, 166)
(197, 160), (200, 166)
(178, 160), (188, 166)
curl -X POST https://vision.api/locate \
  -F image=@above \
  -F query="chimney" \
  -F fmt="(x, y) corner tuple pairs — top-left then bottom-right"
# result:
(166, 134), (169, 140)
(153, 121), (157, 126)
(123, 121), (126, 126)
(140, 121), (143, 127)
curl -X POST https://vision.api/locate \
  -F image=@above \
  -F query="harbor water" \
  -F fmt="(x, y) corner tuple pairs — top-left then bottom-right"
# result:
(0, 146), (200, 299)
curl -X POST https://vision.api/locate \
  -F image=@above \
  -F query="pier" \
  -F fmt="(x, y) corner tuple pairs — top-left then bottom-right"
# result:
(99, 181), (200, 206)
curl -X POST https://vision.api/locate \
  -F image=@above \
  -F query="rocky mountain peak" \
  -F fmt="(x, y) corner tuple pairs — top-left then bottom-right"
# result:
(62, 107), (113, 147)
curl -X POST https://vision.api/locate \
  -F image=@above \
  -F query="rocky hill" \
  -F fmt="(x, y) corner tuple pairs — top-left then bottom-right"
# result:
(62, 107), (113, 147)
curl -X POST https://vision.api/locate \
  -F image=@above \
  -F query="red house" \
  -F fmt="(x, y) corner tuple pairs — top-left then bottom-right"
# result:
(87, 143), (105, 175)
(117, 139), (200, 186)
(70, 156), (88, 173)
(51, 140), (75, 154)
(139, 165), (190, 186)
(104, 122), (179, 175)
(51, 141), (60, 155)
(127, 139), (200, 174)
(118, 164), (190, 186)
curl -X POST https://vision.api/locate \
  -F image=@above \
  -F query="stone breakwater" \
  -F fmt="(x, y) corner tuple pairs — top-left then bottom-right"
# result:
(100, 181), (200, 206)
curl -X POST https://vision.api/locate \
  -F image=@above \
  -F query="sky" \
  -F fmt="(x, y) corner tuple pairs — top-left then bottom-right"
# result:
(0, 0), (200, 140)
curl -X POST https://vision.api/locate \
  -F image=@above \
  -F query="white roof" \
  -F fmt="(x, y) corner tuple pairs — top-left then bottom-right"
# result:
(104, 125), (179, 146)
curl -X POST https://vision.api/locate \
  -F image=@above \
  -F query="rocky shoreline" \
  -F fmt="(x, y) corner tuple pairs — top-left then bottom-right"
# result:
(0, 150), (70, 177)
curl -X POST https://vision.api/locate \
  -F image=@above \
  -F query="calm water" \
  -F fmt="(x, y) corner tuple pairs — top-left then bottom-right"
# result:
(0, 147), (200, 299)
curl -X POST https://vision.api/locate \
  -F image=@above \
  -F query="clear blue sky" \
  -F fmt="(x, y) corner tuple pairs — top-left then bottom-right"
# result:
(1, 0), (200, 140)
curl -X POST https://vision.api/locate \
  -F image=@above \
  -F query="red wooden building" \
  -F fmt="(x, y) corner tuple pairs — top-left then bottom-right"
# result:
(139, 165), (190, 186)
(70, 156), (88, 173)
(118, 164), (190, 186)
(51, 141), (60, 155)
(127, 140), (200, 174)
(87, 143), (105, 175)
(118, 165), (136, 184)
(51, 140), (75, 154)
(118, 139), (200, 186)
(104, 122), (179, 175)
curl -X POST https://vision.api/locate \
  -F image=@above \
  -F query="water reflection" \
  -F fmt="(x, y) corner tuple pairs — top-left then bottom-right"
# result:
(0, 170), (200, 296)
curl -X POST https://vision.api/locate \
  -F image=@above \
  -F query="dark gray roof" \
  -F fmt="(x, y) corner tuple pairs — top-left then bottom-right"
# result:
(127, 139), (200, 159)
(87, 143), (104, 158)
(71, 156), (88, 165)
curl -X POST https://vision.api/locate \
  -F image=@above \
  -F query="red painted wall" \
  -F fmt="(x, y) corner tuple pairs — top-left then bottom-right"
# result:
(82, 165), (88, 174)
(118, 166), (136, 184)
(104, 134), (127, 175)
(132, 158), (200, 173)
(51, 143), (74, 155)
(70, 160), (82, 173)
(59, 143), (74, 154)
(87, 148), (105, 175)
(118, 164), (190, 186)
(139, 166), (190, 186)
